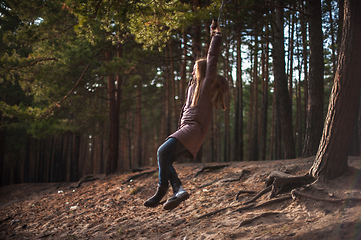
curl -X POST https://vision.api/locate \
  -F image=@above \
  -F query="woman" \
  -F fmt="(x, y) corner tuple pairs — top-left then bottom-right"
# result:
(144, 22), (227, 210)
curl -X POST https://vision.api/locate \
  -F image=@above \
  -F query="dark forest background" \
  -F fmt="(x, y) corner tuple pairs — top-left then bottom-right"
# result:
(1, 0), (359, 186)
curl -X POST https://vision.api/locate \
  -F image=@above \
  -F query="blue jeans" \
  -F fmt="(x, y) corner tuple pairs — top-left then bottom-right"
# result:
(157, 138), (190, 191)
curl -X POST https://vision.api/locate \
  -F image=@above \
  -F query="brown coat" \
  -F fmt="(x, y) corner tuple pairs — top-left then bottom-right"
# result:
(168, 36), (227, 159)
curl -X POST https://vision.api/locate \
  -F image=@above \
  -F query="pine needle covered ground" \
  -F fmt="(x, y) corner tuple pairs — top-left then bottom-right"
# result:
(1, 156), (361, 239)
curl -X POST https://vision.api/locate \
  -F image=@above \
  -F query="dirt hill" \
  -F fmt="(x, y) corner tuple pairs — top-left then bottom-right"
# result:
(1, 156), (361, 239)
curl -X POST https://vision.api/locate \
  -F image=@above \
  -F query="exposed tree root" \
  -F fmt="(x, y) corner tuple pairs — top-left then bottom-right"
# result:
(231, 203), (257, 213)
(198, 194), (291, 220)
(235, 190), (256, 201)
(221, 169), (250, 183)
(291, 189), (361, 203)
(198, 169), (361, 223)
(197, 203), (255, 219)
(253, 195), (293, 209)
(123, 169), (157, 184)
(237, 171), (314, 202)
(197, 179), (220, 189)
(238, 211), (281, 227)
(69, 176), (100, 188)
(194, 164), (230, 178)
(266, 171), (314, 197)
(198, 169), (250, 189)
(130, 167), (150, 173)
(243, 185), (272, 205)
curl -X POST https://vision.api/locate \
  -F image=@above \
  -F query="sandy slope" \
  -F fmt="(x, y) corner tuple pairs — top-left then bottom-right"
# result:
(1, 156), (361, 239)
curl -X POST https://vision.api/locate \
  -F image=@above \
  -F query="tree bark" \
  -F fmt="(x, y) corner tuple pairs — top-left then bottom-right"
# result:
(192, 0), (202, 162)
(169, 41), (178, 129)
(234, 29), (244, 162)
(271, 0), (295, 159)
(250, 32), (259, 161)
(348, 102), (360, 156)
(310, 0), (361, 179)
(116, 43), (122, 171)
(260, 37), (269, 160)
(180, 31), (187, 107)
(71, 135), (80, 182)
(105, 50), (119, 175)
(300, 0), (308, 132)
(165, 49), (172, 136)
(224, 40), (231, 162)
(192, 0), (201, 62)
(269, 91), (276, 160)
(327, 0), (336, 79)
(302, 0), (324, 158)
(288, 4), (295, 100)
(137, 80), (143, 167)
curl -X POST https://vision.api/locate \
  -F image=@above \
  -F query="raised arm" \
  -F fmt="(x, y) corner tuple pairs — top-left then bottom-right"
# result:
(205, 21), (222, 85)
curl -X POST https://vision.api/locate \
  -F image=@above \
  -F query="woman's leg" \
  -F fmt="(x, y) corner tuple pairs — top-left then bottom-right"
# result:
(144, 137), (189, 208)
(157, 137), (189, 189)
(169, 165), (182, 192)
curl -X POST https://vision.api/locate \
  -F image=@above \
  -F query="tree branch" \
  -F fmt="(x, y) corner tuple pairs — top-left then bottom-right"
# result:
(4, 58), (57, 71)
(42, 64), (90, 119)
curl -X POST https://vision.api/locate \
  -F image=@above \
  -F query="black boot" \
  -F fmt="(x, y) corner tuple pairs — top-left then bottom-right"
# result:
(144, 185), (168, 207)
(163, 185), (189, 210)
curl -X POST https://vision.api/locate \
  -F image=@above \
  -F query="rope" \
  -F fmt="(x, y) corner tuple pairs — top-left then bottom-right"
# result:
(217, 0), (225, 22)
(211, 0), (225, 31)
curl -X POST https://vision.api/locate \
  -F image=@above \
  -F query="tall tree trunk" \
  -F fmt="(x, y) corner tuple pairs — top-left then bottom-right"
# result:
(165, 49), (172, 136)
(302, 0), (324, 158)
(212, 111), (218, 162)
(210, 116), (216, 162)
(327, 0), (336, 78)
(169, 41), (178, 129)
(234, 29), (244, 162)
(0, 124), (3, 186)
(223, 39), (231, 162)
(127, 127), (132, 170)
(288, 3), (295, 99)
(310, 0), (361, 179)
(180, 31), (187, 107)
(359, 98), (361, 155)
(300, 0), (308, 131)
(296, 41), (304, 156)
(24, 134), (30, 183)
(275, 112), (283, 159)
(61, 135), (68, 182)
(192, 0), (201, 62)
(337, 0), (344, 54)
(269, 91), (276, 160)
(115, 43), (123, 171)
(348, 101), (360, 156)
(192, 0), (202, 163)
(248, 52), (254, 159)
(71, 135), (80, 181)
(260, 35), (269, 160)
(106, 50), (119, 175)
(271, 0), (296, 159)
(66, 134), (72, 182)
(250, 32), (259, 161)
(48, 137), (55, 182)
(137, 81), (143, 167)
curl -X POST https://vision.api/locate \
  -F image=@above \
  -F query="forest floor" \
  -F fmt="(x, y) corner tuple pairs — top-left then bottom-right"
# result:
(1, 156), (361, 240)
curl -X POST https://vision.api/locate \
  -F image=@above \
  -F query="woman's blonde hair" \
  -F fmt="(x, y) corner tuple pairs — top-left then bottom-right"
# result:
(191, 58), (207, 107)
(191, 58), (226, 110)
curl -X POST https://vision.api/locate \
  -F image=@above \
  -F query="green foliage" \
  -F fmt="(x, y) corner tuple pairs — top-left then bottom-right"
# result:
(1, 0), (95, 140)
(0, 0), (342, 171)
(127, 0), (190, 49)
